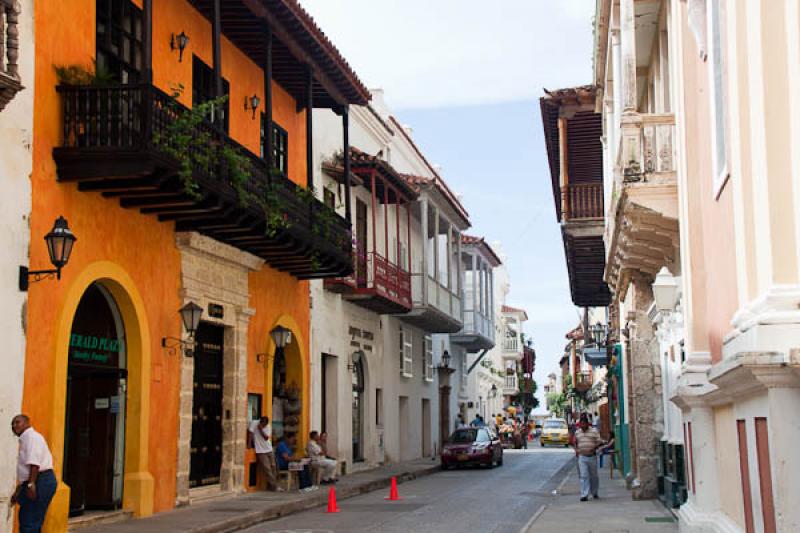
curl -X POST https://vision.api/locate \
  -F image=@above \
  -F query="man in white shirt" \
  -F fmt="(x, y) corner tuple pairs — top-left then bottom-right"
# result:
(11, 414), (57, 533)
(306, 431), (337, 483)
(248, 416), (281, 491)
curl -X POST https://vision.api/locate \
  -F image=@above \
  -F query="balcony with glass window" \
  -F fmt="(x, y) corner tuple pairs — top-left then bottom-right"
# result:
(400, 199), (465, 334)
(452, 236), (500, 351)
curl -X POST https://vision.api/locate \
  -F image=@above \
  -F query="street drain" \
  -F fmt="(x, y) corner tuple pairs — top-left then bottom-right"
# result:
(339, 503), (425, 512)
(645, 516), (676, 523)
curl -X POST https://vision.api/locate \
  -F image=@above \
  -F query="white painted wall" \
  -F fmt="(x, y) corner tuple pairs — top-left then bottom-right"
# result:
(0, 1), (33, 529)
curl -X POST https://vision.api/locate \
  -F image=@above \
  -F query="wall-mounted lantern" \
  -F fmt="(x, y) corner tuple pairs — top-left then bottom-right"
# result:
(489, 384), (498, 399)
(19, 216), (77, 291)
(652, 266), (680, 312)
(244, 94), (261, 119)
(440, 350), (451, 369)
(348, 349), (363, 371)
(162, 301), (203, 356)
(170, 31), (190, 62)
(270, 325), (292, 350)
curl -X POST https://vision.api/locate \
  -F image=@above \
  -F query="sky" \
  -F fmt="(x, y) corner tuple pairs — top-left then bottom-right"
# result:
(299, 0), (596, 409)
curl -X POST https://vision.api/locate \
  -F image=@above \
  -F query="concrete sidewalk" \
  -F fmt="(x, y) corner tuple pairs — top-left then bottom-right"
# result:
(75, 458), (441, 533)
(526, 461), (678, 533)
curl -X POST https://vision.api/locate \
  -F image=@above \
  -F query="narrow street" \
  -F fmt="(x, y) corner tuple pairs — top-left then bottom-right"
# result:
(243, 448), (574, 533)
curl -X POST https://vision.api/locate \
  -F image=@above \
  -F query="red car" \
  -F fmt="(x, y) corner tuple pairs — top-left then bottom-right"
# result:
(441, 427), (503, 469)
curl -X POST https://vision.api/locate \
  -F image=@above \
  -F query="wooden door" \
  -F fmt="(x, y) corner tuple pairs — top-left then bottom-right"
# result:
(190, 323), (225, 488)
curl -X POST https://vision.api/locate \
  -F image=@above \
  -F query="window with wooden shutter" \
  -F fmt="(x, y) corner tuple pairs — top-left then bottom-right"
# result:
(424, 336), (433, 382)
(400, 327), (413, 378)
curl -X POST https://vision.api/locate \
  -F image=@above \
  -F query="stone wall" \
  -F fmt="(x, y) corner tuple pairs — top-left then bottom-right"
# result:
(174, 233), (261, 503)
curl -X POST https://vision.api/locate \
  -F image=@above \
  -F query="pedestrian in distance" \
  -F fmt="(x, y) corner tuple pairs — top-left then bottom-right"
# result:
(470, 414), (485, 427)
(11, 414), (57, 533)
(248, 416), (282, 492)
(572, 413), (605, 501)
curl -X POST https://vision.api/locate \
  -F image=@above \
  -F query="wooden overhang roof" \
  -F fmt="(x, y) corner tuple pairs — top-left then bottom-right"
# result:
(539, 85), (603, 221)
(190, 0), (370, 109)
(348, 147), (418, 201)
(562, 230), (611, 307)
(461, 234), (502, 267)
(400, 174), (470, 228)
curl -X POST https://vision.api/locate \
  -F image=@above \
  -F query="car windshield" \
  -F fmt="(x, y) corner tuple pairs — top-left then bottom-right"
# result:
(544, 420), (567, 429)
(449, 429), (478, 443)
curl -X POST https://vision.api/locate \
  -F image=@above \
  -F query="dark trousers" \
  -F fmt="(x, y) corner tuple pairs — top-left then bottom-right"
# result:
(18, 470), (57, 533)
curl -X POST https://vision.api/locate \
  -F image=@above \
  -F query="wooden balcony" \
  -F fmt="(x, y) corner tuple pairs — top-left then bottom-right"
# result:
(574, 370), (593, 393)
(324, 251), (411, 314)
(561, 183), (603, 221)
(53, 84), (352, 279)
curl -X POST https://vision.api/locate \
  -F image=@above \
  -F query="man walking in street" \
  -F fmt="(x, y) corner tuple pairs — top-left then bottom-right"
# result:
(248, 416), (281, 491)
(11, 414), (57, 533)
(572, 413), (604, 501)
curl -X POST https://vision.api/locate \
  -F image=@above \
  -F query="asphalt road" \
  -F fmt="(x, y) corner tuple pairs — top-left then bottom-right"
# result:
(242, 446), (575, 533)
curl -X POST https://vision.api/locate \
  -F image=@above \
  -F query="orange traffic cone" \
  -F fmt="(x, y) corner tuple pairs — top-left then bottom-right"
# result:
(326, 486), (340, 513)
(385, 476), (402, 501)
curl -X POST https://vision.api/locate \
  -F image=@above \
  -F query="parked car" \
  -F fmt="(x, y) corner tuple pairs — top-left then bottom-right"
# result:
(539, 418), (570, 447)
(441, 427), (503, 469)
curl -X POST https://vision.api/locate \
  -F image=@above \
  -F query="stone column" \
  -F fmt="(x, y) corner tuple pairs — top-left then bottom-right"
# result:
(628, 278), (663, 499)
(220, 306), (255, 493)
(620, 0), (638, 113)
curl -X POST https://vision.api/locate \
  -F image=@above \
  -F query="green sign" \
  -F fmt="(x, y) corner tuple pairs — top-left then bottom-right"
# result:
(69, 334), (123, 365)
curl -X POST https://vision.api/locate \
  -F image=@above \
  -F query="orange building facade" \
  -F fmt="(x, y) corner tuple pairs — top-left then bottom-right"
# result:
(23, 0), (367, 530)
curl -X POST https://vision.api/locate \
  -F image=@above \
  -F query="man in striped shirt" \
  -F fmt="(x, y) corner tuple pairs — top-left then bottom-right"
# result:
(572, 412), (605, 501)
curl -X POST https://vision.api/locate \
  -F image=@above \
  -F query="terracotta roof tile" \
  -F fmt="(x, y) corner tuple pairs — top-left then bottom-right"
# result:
(461, 234), (502, 266)
(502, 305), (528, 320)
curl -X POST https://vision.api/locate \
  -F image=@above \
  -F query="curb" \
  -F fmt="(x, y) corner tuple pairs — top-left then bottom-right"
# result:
(193, 465), (442, 533)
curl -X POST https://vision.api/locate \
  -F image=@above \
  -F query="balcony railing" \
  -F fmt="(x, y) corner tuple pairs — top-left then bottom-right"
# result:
(410, 275), (462, 319)
(503, 336), (519, 352)
(561, 182), (603, 221)
(325, 250), (411, 313)
(54, 83), (352, 278)
(617, 113), (676, 184)
(461, 309), (492, 338)
(0, 0), (23, 111)
(503, 374), (518, 394)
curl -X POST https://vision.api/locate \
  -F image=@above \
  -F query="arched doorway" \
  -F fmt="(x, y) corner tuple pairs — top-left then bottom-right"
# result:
(351, 355), (365, 463)
(64, 282), (127, 516)
(270, 332), (303, 442)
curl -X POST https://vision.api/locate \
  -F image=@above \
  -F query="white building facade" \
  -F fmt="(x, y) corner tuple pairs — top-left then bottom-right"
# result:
(0, 1), (33, 529)
(310, 90), (472, 470)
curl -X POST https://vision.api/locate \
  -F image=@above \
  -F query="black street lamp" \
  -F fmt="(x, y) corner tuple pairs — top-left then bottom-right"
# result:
(489, 384), (498, 399)
(19, 216), (77, 291)
(440, 350), (451, 369)
(162, 301), (203, 356)
(348, 349), (363, 371)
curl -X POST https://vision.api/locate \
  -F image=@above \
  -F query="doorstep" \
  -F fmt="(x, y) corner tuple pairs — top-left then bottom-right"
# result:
(77, 458), (441, 533)
(68, 510), (133, 531)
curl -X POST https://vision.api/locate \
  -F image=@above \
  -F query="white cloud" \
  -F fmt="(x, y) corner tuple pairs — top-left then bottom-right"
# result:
(300, 0), (595, 109)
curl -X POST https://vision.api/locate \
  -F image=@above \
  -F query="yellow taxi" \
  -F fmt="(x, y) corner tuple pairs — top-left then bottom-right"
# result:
(539, 418), (570, 447)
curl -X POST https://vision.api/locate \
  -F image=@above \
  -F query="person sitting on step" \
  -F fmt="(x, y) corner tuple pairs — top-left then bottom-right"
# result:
(307, 430), (338, 484)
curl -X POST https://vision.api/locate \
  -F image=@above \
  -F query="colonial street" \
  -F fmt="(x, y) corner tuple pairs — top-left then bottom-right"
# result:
(242, 449), (573, 533)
